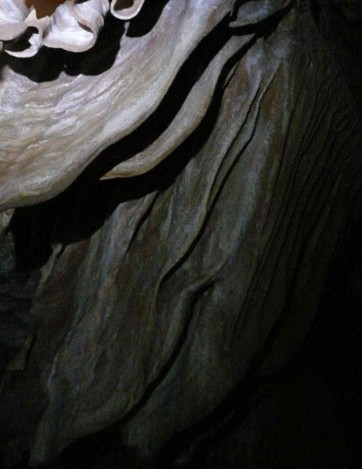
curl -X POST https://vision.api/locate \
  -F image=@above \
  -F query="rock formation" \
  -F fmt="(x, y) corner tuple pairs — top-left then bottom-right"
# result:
(0, 0), (361, 467)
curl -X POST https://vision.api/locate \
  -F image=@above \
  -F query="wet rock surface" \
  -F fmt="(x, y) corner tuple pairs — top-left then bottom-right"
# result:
(0, 0), (362, 468)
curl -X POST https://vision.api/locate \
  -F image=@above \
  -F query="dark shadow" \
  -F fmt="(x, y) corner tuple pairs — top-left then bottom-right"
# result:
(127, 0), (168, 37)
(170, 205), (362, 469)
(2, 13), (125, 82)
(0, 0), (169, 83)
(311, 0), (321, 26)
(10, 207), (53, 272)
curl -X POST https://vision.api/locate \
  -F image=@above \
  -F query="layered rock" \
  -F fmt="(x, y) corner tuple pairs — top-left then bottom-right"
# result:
(0, 0), (361, 467)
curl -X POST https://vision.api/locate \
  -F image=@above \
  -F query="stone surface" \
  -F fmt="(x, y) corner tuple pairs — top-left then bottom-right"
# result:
(0, 0), (361, 467)
(0, 0), (234, 209)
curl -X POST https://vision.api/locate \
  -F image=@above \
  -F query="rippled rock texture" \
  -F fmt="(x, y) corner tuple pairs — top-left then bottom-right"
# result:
(0, 0), (362, 467)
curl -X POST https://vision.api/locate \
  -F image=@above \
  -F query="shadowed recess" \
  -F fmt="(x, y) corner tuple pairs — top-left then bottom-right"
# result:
(1, 0), (169, 82)
(2, 12), (125, 81)
(25, 0), (67, 18)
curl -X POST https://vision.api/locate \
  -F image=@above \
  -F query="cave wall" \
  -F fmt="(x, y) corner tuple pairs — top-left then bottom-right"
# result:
(0, 0), (362, 468)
